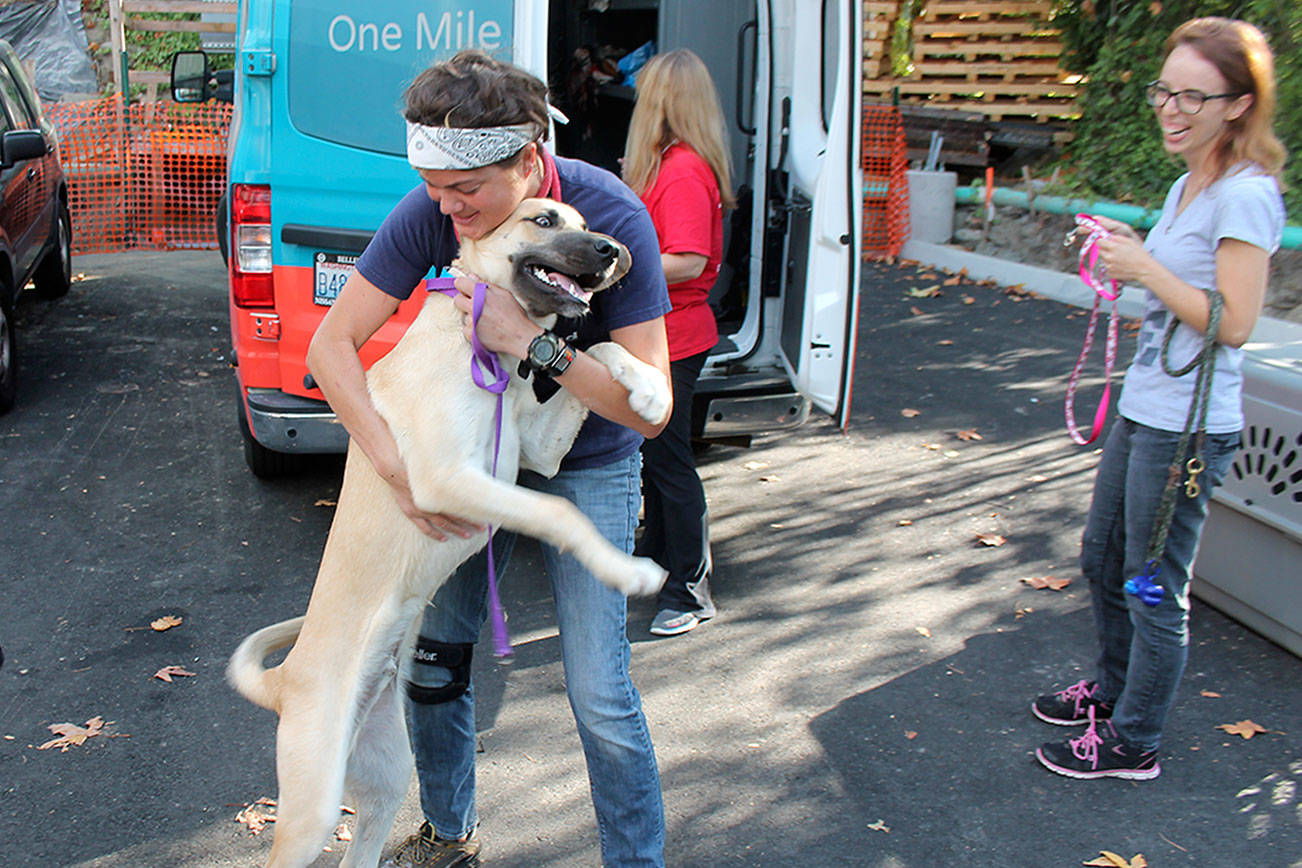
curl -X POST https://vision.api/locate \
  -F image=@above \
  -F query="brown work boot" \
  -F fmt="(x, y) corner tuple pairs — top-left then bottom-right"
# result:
(383, 821), (481, 867)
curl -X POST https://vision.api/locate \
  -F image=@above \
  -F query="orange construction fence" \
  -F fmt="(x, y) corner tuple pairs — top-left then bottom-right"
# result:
(861, 104), (910, 260)
(46, 96), (231, 255)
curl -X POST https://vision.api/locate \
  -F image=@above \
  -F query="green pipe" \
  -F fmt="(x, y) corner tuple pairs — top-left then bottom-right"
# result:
(955, 185), (1302, 250)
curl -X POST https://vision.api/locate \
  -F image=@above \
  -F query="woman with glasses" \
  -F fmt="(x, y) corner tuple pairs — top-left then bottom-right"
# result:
(1032, 18), (1286, 781)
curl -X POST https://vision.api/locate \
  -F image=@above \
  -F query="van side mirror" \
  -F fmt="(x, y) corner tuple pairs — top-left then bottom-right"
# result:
(1, 130), (47, 168)
(171, 51), (212, 103)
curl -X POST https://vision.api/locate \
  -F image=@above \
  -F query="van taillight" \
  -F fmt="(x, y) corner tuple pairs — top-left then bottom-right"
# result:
(231, 184), (274, 308)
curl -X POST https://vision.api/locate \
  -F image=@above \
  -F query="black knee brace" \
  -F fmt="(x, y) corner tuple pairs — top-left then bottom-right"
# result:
(405, 638), (474, 705)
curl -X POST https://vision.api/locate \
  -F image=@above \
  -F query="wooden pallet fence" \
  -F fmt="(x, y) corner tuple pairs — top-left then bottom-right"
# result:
(862, 0), (1080, 121)
(862, 1), (901, 80)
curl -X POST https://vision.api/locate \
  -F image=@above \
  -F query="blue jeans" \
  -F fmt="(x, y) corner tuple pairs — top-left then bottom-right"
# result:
(406, 452), (666, 867)
(1081, 418), (1239, 751)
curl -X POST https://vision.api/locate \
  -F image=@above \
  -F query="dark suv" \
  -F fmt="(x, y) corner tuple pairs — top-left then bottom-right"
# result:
(0, 38), (71, 413)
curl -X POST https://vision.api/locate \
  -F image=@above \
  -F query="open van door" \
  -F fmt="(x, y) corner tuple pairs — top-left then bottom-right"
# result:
(775, 0), (863, 428)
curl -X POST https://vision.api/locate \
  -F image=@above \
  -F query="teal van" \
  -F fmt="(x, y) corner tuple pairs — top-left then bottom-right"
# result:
(173, 0), (863, 476)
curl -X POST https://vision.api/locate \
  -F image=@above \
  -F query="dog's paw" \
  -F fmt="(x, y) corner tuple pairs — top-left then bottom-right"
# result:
(625, 377), (671, 426)
(595, 552), (667, 597)
(625, 557), (669, 597)
(586, 343), (671, 426)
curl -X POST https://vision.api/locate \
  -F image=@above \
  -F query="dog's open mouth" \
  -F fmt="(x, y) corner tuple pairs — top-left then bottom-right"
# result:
(523, 262), (606, 307)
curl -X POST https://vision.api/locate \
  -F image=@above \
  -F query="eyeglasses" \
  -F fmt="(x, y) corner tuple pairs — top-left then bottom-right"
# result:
(1144, 81), (1243, 114)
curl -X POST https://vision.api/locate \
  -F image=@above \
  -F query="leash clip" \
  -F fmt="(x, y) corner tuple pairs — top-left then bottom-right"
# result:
(1184, 456), (1205, 499)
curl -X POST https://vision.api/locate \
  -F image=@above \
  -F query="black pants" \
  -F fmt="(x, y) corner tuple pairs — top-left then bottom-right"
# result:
(637, 351), (714, 614)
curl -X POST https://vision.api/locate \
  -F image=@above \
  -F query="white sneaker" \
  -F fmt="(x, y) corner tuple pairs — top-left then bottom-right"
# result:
(649, 609), (702, 636)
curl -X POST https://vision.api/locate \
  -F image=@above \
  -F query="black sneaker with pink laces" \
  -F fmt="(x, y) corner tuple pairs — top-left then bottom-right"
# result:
(1036, 706), (1161, 781)
(1032, 678), (1114, 726)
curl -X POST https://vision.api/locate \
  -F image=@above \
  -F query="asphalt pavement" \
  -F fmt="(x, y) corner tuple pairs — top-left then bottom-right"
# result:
(1, 251), (1299, 867)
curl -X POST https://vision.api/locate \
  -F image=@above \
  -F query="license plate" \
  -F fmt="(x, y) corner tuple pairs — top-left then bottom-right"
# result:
(313, 252), (357, 306)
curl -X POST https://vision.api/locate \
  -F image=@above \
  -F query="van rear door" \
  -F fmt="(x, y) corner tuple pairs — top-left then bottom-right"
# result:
(774, 1), (862, 427)
(264, 0), (539, 396)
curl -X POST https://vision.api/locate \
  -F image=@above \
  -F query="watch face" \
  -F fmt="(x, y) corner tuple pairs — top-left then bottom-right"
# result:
(530, 334), (559, 365)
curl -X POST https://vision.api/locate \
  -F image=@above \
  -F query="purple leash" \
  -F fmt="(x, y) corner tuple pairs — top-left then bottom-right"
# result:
(427, 277), (514, 659)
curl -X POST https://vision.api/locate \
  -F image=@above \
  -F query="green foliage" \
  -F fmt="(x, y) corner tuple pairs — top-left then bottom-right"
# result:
(125, 17), (203, 72)
(891, 0), (922, 78)
(1051, 0), (1302, 215)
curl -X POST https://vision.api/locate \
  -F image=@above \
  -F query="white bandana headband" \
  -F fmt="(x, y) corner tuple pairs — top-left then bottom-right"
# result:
(406, 121), (541, 170)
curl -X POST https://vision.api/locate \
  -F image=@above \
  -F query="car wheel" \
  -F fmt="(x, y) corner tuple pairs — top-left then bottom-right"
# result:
(0, 288), (18, 414)
(33, 203), (72, 300)
(237, 399), (303, 478)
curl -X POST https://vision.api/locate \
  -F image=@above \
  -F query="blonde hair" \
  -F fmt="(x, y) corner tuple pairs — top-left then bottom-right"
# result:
(622, 49), (736, 209)
(1165, 17), (1286, 180)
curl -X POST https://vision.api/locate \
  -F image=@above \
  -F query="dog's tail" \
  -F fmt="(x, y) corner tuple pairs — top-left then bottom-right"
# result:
(226, 616), (304, 713)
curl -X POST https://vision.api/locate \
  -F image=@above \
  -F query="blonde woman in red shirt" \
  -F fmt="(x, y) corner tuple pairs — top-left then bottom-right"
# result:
(623, 49), (736, 636)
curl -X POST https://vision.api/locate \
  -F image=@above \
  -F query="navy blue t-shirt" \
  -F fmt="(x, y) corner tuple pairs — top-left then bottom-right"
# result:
(355, 155), (671, 469)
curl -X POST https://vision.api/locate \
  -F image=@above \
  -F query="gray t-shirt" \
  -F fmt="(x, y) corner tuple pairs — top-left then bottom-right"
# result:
(1116, 166), (1285, 433)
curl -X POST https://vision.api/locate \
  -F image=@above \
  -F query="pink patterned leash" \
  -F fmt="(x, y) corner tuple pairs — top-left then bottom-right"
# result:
(1063, 214), (1121, 445)
(428, 277), (514, 660)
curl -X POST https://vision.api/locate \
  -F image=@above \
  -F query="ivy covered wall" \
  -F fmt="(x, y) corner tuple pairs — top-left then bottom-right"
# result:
(1052, 0), (1301, 214)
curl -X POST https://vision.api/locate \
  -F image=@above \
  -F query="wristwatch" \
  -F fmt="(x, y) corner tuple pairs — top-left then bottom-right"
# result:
(523, 330), (575, 377)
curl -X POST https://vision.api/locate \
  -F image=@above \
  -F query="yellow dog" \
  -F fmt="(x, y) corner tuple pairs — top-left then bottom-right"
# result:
(227, 198), (670, 867)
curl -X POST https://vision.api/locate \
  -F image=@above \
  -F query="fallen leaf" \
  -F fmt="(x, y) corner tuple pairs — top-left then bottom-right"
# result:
(1015, 605), (1033, 619)
(153, 665), (197, 683)
(1028, 474), (1049, 483)
(314, 498), (337, 507)
(867, 819), (890, 833)
(235, 798), (277, 835)
(916, 626), (932, 638)
(901, 408), (921, 418)
(909, 305), (926, 316)
(905, 731), (918, 740)
(917, 271), (938, 279)
(961, 294), (975, 305)
(1083, 852), (1148, 868)
(936, 339), (954, 346)
(742, 460), (768, 471)
(37, 716), (111, 752)
(1022, 576), (1072, 591)
(956, 429), (982, 441)
(943, 275), (962, 286)
(897, 519), (913, 526)
(1217, 720), (1268, 739)
(975, 532), (1006, 547)
(334, 822), (352, 842)
(151, 615), (183, 632)
(907, 285), (941, 298)
(1200, 690), (1222, 698)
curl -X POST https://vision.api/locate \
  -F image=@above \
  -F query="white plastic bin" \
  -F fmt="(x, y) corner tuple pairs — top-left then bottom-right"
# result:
(906, 169), (957, 244)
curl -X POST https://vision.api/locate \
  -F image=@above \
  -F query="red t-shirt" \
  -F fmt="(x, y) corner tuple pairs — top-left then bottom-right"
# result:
(639, 144), (722, 361)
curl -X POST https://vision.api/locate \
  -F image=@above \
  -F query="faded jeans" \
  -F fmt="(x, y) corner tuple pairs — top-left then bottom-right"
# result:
(406, 452), (666, 867)
(1081, 417), (1239, 751)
